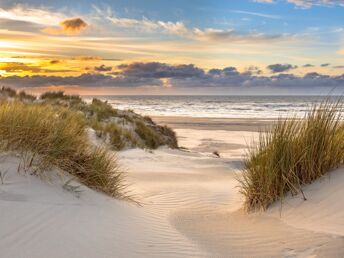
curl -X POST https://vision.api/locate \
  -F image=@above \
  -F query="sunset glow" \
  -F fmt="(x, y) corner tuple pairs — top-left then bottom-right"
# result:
(0, 0), (343, 94)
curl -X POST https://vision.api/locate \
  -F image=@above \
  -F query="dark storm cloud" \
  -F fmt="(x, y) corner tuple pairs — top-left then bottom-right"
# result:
(303, 64), (314, 67)
(94, 64), (112, 72)
(0, 73), (162, 88)
(117, 62), (205, 78)
(0, 62), (343, 89)
(267, 63), (298, 73)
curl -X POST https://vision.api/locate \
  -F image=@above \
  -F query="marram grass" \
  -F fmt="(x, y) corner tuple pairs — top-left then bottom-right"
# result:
(37, 90), (178, 150)
(239, 100), (344, 211)
(0, 101), (125, 199)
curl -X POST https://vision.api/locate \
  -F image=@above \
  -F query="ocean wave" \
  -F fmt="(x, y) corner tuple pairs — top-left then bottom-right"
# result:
(85, 95), (340, 119)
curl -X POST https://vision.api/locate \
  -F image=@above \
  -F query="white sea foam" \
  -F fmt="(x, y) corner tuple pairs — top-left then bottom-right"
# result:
(85, 95), (339, 118)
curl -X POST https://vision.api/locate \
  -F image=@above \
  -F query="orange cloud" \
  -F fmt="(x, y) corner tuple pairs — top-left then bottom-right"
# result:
(0, 61), (72, 75)
(42, 17), (87, 35)
(74, 56), (101, 61)
(60, 18), (87, 33)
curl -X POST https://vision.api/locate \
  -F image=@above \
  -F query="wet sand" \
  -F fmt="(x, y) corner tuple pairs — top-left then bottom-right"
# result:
(152, 116), (276, 132)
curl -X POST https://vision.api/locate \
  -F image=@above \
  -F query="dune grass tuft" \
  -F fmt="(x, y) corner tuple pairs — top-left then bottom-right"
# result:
(0, 87), (36, 102)
(239, 100), (344, 211)
(0, 101), (125, 198)
(88, 98), (118, 120)
(135, 120), (163, 149)
(39, 93), (178, 150)
(40, 91), (81, 102)
(0, 88), (178, 151)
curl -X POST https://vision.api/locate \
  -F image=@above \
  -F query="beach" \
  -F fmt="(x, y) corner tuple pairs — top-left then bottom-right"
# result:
(120, 116), (344, 257)
(0, 114), (343, 257)
(2, 0), (344, 256)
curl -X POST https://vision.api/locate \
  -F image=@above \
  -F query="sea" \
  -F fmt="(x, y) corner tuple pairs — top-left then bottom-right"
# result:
(84, 95), (341, 119)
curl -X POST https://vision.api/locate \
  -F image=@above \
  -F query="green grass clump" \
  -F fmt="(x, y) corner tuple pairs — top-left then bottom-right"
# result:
(0, 89), (178, 151)
(40, 91), (84, 110)
(85, 98), (177, 150)
(0, 87), (36, 102)
(40, 91), (81, 102)
(0, 101), (125, 198)
(239, 100), (344, 211)
(0, 87), (16, 97)
(89, 98), (117, 121)
(135, 120), (163, 149)
(18, 91), (37, 102)
(104, 123), (126, 150)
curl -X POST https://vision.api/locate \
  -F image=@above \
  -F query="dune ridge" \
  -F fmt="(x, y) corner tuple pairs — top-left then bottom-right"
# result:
(0, 95), (343, 257)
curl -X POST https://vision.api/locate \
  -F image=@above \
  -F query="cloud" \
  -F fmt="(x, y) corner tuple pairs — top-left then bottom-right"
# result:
(1, 62), (343, 90)
(253, 0), (275, 3)
(157, 21), (189, 36)
(0, 18), (42, 33)
(0, 62), (44, 73)
(94, 64), (112, 72)
(74, 56), (101, 61)
(231, 10), (281, 19)
(303, 64), (314, 67)
(0, 73), (162, 88)
(267, 64), (298, 73)
(0, 5), (87, 35)
(287, 0), (344, 8)
(333, 65), (344, 69)
(191, 28), (290, 43)
(0, 5), (64, 26)
(99, 7), (188, 37)
(94, 6), (294, 44)
(254, 0), (344, 8)
(43, 17), (87, 35)
(112, 17), (187, 36)
(0, 62), (71, 73)
(244, 66), (263, 75)
(60, 18), (87, 33)
(49, 60), (60, 64)
(0, 6), (86, 35)
(117, 62), (205, 78)
(320, 63), (330, 67)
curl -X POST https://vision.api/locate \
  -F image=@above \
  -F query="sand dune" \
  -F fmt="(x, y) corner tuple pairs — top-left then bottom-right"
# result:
(267, 167), (344, 237)
(0, 127), (343, 257)
(0, 153), (205, 258)
(121, 144), (344, 258)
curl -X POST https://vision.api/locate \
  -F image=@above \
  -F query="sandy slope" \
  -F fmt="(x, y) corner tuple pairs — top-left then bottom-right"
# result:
(0, 153), (206, 258)
(0, 127), (343, 257)
(267, 167), (344, 237)
(120, 145), (344, 258)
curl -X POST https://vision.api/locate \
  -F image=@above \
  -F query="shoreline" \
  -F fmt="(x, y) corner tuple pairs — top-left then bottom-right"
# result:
(152, 116), (276, 132)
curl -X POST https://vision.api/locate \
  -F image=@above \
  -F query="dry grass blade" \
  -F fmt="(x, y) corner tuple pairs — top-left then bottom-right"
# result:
(0, 170), (7, 184)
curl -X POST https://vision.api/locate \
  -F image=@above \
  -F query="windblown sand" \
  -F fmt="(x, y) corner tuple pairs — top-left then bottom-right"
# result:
(0, 117), (343, 257)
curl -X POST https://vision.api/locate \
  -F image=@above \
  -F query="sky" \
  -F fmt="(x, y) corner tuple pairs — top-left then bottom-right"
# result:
(0, 0), (343, 95)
